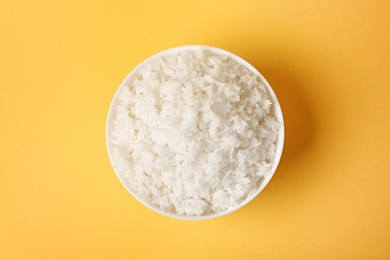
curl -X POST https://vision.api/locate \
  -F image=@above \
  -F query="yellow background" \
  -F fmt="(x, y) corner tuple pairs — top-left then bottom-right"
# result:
(1, 0), (389, 259)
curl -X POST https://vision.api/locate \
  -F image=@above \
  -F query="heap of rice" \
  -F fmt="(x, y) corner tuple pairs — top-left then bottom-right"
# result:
(110, 48), (281, 216)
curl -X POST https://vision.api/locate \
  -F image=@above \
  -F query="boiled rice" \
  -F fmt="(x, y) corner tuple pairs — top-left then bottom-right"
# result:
(110, 48), (281, 216)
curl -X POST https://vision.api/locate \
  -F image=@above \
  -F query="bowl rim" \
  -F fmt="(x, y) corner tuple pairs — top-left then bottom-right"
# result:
(106, 45), (285, 220)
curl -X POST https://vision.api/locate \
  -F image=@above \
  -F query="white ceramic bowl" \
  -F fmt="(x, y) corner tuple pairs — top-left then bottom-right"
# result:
(106, 45), (284, 220)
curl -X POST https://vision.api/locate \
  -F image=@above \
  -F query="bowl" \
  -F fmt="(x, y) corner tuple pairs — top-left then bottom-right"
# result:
(106, 45), (284, 220)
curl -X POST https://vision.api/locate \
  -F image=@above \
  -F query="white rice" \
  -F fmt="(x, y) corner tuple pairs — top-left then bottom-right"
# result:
(110, 48), (281, 216)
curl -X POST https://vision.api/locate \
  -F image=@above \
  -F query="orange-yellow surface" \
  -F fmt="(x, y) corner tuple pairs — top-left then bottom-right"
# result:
(1, 0), (389, 259)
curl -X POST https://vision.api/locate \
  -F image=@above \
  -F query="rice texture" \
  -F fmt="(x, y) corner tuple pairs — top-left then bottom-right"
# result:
(110, 48), (281, 216)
